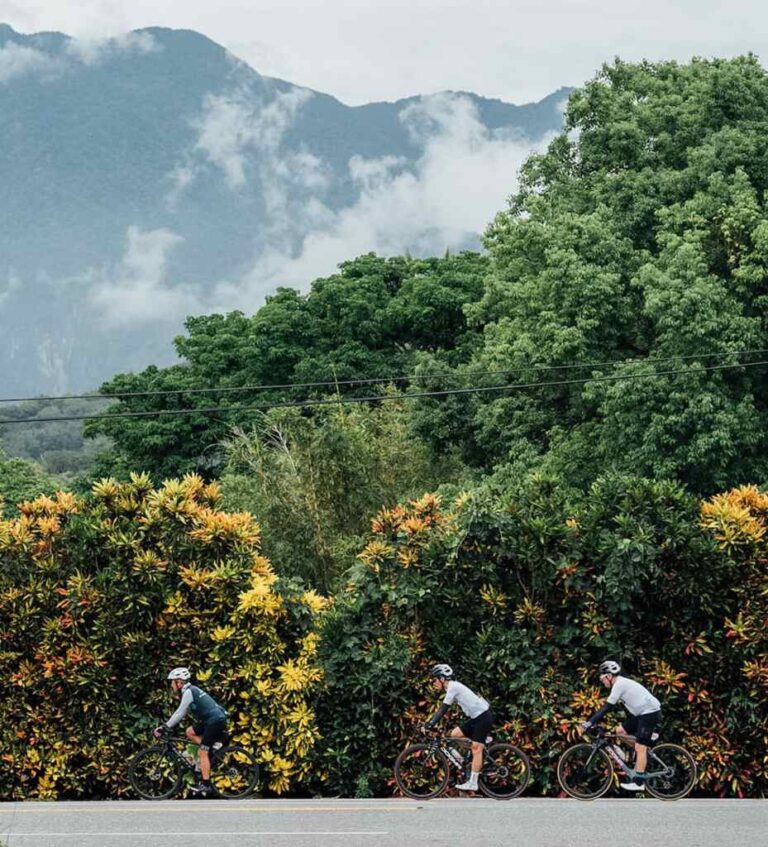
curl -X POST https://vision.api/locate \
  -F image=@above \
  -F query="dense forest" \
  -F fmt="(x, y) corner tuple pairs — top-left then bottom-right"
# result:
(1, 56), (767, 798)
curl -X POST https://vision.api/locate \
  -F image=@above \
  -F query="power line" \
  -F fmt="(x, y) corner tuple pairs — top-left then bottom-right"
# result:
(1, 347), (767, 406)
(1, 358), (765, 426)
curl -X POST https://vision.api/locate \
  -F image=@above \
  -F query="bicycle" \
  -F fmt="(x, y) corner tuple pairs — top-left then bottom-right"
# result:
(393, 728), (531, 800)
(557, 727), (697, 800)
(128, 731), (261, 800)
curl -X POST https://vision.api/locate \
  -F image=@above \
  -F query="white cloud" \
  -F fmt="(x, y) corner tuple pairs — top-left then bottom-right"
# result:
(0, 29), (158, 85)
(189, 86), (320, 193)
(89, 226), (201, 326)
(0, 41), (61, 82)
(213, 93), (549, 307)
(0, 271), (20, 307)
(169, 83), (329, 248)
(65, 30), (159, 65)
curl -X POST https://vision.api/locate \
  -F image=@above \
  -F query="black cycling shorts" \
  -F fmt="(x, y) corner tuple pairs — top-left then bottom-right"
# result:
(460, 708), (494, 744)
(194, 719), (227, 751)
(622, 710), (661, 746)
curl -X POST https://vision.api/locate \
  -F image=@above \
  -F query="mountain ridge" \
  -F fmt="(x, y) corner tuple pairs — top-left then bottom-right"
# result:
(0, 23), (570, 394)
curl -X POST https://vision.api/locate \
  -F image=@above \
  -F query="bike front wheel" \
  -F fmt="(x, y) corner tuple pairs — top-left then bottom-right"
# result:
(557, 743), (614, 800)
(128, 745), (184, 800)
(478, 743), (531, 799)
(393, 743), (450, 800)
(211, 746), (261, 799)
(645, 743), (697, 800)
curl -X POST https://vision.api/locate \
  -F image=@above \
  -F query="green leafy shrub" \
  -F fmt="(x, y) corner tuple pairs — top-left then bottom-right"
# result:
(315, 475), (767, 797)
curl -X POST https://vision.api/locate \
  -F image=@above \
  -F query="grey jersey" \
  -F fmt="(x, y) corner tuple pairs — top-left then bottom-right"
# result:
(443, 681), (490, 719)
(607, 677), (661, 716)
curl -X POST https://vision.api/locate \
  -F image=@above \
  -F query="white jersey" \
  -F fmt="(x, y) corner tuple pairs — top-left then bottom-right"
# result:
(607, 676), (661, 716)
(443, 681), (489, 719)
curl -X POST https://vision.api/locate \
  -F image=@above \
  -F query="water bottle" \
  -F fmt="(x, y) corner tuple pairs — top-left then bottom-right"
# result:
(447, 748), (464, 768)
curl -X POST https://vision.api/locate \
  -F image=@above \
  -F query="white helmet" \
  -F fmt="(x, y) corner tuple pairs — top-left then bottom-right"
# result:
(599, 660), (621, 676)
(429, 663), (454, 680)
(167, 667), (191, 681)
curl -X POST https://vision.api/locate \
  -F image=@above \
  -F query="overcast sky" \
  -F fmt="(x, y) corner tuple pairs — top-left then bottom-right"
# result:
(0, 0), (765, 104)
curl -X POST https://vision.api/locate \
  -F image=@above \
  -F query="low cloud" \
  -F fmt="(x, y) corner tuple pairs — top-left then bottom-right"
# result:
(65, 30), (159, 65)
(0, 30), (158, 84)
(0, 41), (61, 82)
(0, 271), (20, 307)
(215, 93), (550, 307)
(102, 93), (549, 326)
(89, 226), (201, 326)
(189, 87), (321, 193)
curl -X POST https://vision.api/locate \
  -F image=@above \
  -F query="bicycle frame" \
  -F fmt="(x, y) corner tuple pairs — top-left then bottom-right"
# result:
(424, 733), (503, 779)
(158, 737), (198, 774)
(588, 733), (675, 781)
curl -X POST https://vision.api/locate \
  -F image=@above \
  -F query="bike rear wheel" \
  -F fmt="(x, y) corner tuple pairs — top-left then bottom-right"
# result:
(478, 743), (531, 799)
(644, 743), (697, 800)
(557, 743), (614, 800)
(128, 746), (184, 800)
(210, 745), (261, 799)
(394, 743), (450, 800)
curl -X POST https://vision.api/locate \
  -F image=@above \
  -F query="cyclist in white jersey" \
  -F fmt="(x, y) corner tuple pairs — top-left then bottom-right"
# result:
(422, 663), (494, 792)
(582, 660), (662, 792)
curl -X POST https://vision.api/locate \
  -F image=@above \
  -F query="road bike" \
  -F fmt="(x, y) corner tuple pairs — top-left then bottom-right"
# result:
(128, 731), (260, 800)
(393, 729), (531, 800)
(557, 727), (697, 800)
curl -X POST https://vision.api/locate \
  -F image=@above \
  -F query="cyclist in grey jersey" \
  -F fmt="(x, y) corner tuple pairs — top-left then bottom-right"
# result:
(422, 663), (495, 793)
(582, 660), (662, 792)
(154, 667), (227, 797)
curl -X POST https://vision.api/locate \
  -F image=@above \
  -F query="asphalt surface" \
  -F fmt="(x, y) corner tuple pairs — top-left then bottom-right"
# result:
(0, 798), (764, 846)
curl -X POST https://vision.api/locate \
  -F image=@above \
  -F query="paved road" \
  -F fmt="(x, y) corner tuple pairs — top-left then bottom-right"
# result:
(0, 798), (764, 847)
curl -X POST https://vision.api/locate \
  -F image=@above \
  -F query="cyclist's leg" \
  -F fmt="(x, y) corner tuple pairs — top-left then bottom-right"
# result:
(617, 715), (639, 756)
(634, 741), (648, 775)
(470, 740), (485, 774)
(198, 720), (227, 783)
(186, 725), (203, 745)
(450, 724), (485, 774)
(632, 711), (661, 782)
(456, 711), (492, 790)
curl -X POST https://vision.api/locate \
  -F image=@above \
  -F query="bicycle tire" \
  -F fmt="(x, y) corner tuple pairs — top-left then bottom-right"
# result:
(393, 743), (451, 800)
(557, 743), (614, 800)
(128, 745), (184, 800)
(644, 743), (697, 800)
(478, 742), (531, 799)
(210, 745), (261, 799)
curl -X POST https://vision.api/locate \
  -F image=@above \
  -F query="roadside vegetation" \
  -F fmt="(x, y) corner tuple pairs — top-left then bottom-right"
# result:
(1, 55), (767, 798)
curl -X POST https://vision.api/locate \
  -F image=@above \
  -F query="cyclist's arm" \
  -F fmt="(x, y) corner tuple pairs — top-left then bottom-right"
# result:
(166, 688), (194, 729)
(425, 703), (450, 729)
(584, 701), (615, 728)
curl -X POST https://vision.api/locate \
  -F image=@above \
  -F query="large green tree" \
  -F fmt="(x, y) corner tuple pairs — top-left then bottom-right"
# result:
(415, 56), (768, 494)
(86, 253), (487, 480)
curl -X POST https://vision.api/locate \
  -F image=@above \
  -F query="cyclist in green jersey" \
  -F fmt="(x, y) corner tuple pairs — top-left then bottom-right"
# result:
(154, 667), (228, 797)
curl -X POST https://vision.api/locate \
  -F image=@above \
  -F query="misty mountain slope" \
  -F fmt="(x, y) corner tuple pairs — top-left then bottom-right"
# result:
(0, 23), (569, 393)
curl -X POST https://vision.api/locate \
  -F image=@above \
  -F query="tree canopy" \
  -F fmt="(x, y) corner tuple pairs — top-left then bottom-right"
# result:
(416, 56), (768, 494)
(86, 252), (487, 480)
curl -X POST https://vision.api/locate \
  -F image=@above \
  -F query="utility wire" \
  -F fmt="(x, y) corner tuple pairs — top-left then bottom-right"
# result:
(1, 358), (765, 426)
(1, 347), (768, 406)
